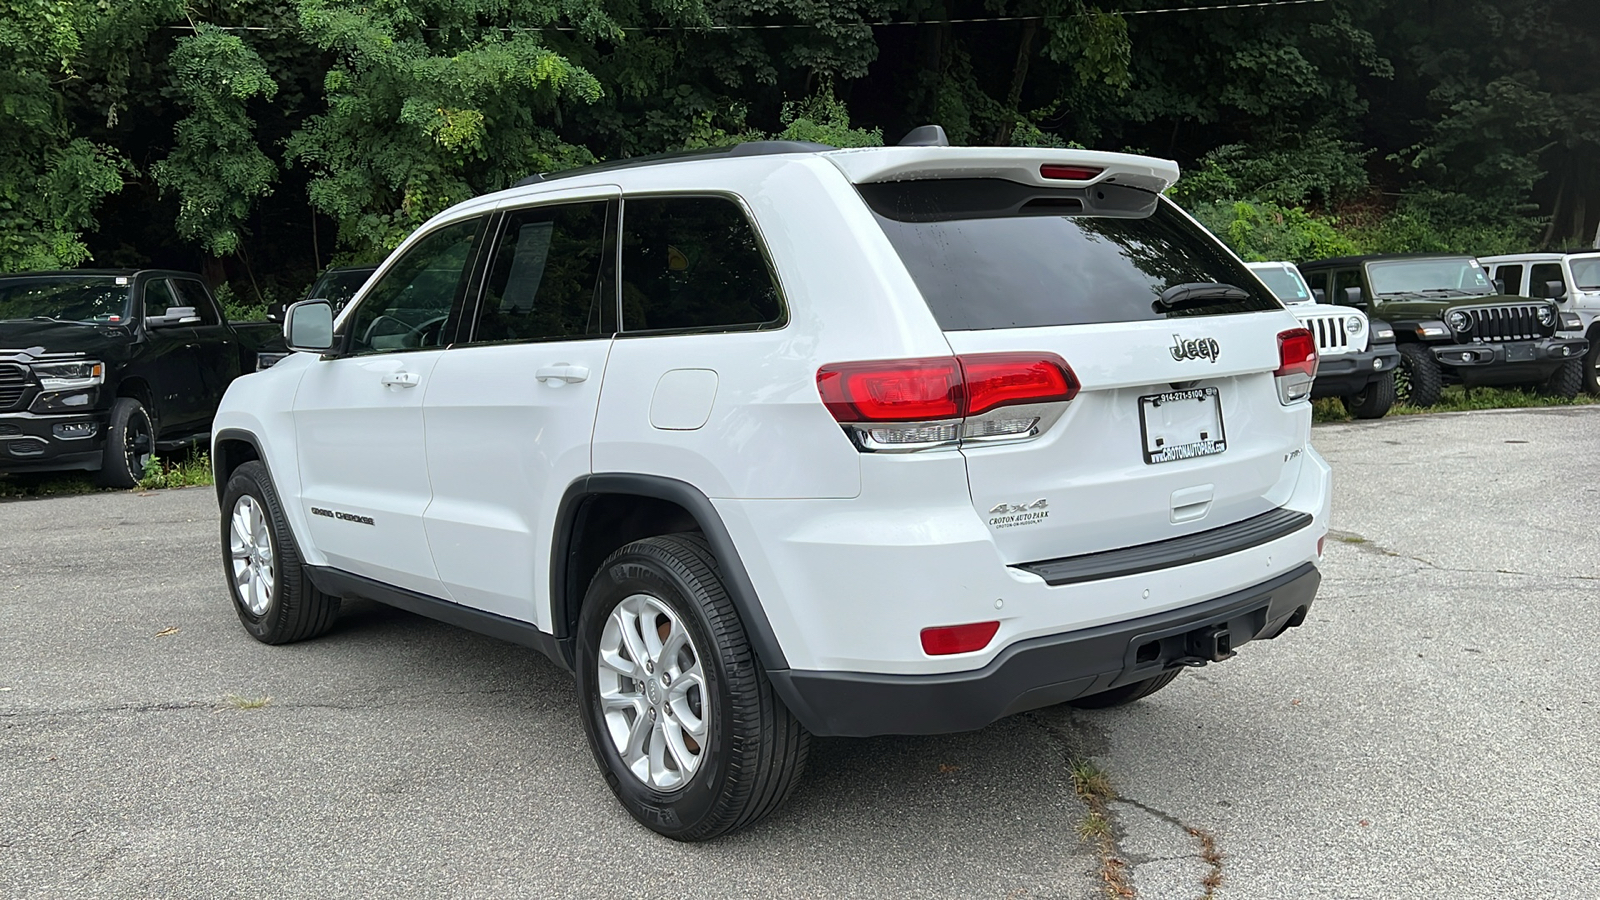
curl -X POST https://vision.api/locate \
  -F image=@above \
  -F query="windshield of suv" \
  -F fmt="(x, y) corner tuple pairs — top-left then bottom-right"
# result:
(1570, 255), (1600, 290)
(859, 179), (1280, 329)
(0, 276), (133, 324)
(1249, 265), (1312, 304)
(1367, 258), (1494, 298)
(304, 267), (377, 313)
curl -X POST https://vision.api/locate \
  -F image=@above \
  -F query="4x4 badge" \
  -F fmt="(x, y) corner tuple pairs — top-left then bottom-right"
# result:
(1170, 335), (1221, 363)
(988, 499), (1050, 529)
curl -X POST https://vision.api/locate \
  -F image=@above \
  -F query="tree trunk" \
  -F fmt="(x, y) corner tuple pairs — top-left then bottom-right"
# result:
(995, 19), (1040, 146)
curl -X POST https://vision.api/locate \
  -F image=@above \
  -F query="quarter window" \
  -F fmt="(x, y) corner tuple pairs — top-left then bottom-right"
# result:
(620, 196), (783, 333)
(470, 201), (616, 343)
(348, 217), (483, 355)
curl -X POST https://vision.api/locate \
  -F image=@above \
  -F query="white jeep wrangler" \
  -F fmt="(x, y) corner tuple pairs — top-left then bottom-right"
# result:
(1480, 251), (1600, 394)
(212, 133), (1331, 840)
(1246, 261), (1401, 418)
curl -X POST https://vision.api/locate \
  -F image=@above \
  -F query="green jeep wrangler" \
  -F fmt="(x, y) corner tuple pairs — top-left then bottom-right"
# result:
(1298, 254), (1588, 406)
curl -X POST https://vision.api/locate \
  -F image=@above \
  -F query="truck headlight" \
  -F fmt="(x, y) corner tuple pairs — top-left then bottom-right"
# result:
(33, 360), (105, 391)
(1536, 306), (1556, 328)
(1445, 310), (1473, 333)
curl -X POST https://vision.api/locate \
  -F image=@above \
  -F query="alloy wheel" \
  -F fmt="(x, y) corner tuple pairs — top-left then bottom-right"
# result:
(229, 495), (276, 616)
(596, 593), (709, 790)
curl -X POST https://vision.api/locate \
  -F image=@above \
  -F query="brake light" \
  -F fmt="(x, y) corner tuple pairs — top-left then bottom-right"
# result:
(815, 357), (961, 422)
(817, 353), (1079, 451)
(921, 621), (1000, 656)
(1275, 328), (1318, 404)
(1039, 164), (1104, 181)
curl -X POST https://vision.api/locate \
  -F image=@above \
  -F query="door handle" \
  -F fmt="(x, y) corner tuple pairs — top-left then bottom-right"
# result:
(381, 371), (421, 388)
(535, 364), (590, 384)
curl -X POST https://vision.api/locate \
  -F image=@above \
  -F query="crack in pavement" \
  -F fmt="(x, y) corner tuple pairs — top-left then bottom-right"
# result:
(0, 687), (529, 720)
(1326, 530), (1600, 581)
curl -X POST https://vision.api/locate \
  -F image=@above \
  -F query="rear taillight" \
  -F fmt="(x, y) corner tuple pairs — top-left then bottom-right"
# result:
(1275, 328), (1318, 405)
(1039, 164), (1104, 181)
(817, 353), (1080, 452)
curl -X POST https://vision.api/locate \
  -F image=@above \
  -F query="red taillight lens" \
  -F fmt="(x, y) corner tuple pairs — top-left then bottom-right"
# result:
(1039, 164), (1104, 181)
(920, 621), (1001, 655)
(816, 357), (962, 422)
(961, 353), (1080, 415)
(1275, 328), (1319, 379)
(817, 354), (1079, 422)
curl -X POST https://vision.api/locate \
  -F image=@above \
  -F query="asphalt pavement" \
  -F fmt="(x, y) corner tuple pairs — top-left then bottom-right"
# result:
(3, 406), (1598, 898)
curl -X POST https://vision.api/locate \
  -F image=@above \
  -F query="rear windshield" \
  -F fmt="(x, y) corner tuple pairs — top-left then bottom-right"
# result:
(859, 179), (1280, 330)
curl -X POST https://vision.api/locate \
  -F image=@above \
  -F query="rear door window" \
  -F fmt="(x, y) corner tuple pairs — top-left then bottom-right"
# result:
(858, 179), (1278, 330)
(468, 201), (616, 343)
(619, 196), (783, 333)
(1493, 264), (1524, 295)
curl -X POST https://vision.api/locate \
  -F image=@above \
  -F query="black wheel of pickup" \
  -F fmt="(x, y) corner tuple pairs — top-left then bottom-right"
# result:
(1395, 344), (1442, 407)
(95, 397), (154, 488)
(1583, 336), (1600, 397)
(1068, 670), (1182, 709)
(1343, 370), (1396, 419)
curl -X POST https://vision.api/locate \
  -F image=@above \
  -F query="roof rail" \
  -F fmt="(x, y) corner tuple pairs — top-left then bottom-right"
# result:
(513, 140), (835, 188)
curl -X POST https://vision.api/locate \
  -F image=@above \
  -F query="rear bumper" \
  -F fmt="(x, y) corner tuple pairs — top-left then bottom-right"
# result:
(0, 411), (108, 473)
(1310, 343), (1400, 397)
(772, 562), (1320, 737)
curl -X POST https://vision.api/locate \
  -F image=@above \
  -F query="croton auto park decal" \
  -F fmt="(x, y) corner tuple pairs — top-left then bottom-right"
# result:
(988, 499), (1049, 529)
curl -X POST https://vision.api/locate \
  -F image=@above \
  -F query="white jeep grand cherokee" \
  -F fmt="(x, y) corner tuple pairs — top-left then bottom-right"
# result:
(212, 134), (1331, 841)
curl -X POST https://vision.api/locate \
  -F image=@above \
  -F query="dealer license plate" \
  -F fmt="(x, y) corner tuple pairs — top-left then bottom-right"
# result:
(1140, 387), (1227, 465)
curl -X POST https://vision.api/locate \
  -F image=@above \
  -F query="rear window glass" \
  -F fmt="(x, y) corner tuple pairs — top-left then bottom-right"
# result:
(859, 179), (1279, 330)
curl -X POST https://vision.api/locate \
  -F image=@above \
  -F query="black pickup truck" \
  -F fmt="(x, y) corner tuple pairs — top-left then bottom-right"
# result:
(0, 269), (284, 486)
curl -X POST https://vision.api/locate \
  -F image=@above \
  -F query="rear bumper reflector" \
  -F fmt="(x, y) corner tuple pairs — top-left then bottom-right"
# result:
(1016, 507), (1314, 586)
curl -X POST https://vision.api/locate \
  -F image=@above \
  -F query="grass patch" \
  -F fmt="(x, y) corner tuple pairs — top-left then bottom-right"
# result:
(1077, 811), (1113, 840)
(1070, 758), (1115, 800)
(1337, 534), (1368, 544)
(222, 694), (272, 710)
(1316, 385), (1593, 424)
(138, 449), (214, 490)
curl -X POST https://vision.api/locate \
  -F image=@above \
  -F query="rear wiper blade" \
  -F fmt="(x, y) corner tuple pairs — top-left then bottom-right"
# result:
(1156, 282), (1250, 310)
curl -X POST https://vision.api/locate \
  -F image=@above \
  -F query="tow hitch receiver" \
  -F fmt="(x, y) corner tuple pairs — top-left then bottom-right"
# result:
(1189, 625), (1236, 664)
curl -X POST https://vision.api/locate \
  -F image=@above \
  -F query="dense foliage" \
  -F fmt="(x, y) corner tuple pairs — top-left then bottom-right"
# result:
(2, 0), (1597, 297)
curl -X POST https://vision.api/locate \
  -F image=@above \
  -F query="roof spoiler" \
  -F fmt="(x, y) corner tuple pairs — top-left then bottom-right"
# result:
(825, 147), (1180, 194)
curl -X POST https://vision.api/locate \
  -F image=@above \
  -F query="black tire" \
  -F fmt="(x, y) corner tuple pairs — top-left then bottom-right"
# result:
(96, 397), (155, 488)
(1538, 358), (1583, 399)
(1068, 670), (1183, 710)
(1583, 335), (1600, 397)
(220, 460), (340, 644)
(1342, 370), (1396, 419)
(1395, 344), (1443, 407)
(575, 534), (809, 841)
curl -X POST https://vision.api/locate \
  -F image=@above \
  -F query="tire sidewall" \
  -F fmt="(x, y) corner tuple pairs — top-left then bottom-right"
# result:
(575, 546), (733, 839)
(1584, 337), (1600, 396)
(99, 399), (153, 488)
(221, 464), (282, 641)
(1397, 344), (1441, 407)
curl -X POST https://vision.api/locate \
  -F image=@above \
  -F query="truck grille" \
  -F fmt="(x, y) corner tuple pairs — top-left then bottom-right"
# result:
(1295, 312), (1356, 356)
(0, 364), (27, 410)
(1465, 304), (1544, 342)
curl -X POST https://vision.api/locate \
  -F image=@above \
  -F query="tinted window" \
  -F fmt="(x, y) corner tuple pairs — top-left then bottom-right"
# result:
(144, 279), (182, 320)
(620, 196), (782, 332)
(170, 279), (220, 325)
(1493, 264), (1523, 295)
(472, 201), (615, 343)
(349, 217), (483, 355)
(860, 179), (1277, 330)
(1332, 270), (1364, 306)
(1529, 263), (1564, 298)
(307, 268), (376, 312)
(0, 276), (130, 323)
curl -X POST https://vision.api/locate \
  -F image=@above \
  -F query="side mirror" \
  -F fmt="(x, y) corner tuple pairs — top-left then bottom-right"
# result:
(266, 301), (286, 323)
(1493, 279), (1506, 294)
(1312, 288), (1326, 303)
(1547, 280), (1568, 301)
(147, 306), (200, 328)
(284, 299), (335, 353)
(1342, 286), (1367, 307)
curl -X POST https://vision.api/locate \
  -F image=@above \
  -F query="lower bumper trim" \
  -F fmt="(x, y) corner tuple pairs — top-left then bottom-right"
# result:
(768, 563), (1320, 737)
